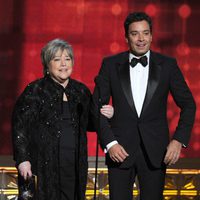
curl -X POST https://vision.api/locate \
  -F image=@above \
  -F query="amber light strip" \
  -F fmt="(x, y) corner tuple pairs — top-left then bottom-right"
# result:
(1, 167), (199, 173)
(0, 189), (18, 195)
(1, 189), (197, 196)
(0, 167), (17, 172)
(85, 190), (198, 196)
(0, 167), (199, 197)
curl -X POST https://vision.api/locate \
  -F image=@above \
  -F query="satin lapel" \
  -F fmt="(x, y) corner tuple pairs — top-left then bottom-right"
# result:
(141, 51), (162, 116)
(118, 56), (137, 115)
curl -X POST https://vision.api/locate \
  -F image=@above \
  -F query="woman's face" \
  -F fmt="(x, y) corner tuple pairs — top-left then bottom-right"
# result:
(48, 49), (73, 86)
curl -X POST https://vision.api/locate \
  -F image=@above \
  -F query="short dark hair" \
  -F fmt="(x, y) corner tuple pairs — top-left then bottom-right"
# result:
(124, 12), (152, 36)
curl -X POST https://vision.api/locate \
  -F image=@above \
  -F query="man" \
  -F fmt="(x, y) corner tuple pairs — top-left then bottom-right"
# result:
(92, 12), (196, 200)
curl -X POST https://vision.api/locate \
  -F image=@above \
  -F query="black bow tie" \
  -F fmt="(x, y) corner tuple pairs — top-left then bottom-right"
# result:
(130, 56), (148, 67)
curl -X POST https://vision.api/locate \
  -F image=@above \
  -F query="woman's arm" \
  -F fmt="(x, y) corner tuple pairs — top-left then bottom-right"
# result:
(12, 84), (38, 179)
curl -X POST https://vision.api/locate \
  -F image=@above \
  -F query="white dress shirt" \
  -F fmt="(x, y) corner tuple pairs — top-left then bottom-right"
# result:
(130, 51), (150, 117)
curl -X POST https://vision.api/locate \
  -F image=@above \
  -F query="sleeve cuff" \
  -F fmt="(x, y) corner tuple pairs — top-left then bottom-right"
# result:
(104, 140), (118, 153)
(182, 143), (186, 148)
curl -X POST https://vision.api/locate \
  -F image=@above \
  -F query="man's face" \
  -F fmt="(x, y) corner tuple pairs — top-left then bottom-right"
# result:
(126, 20), (152, 56)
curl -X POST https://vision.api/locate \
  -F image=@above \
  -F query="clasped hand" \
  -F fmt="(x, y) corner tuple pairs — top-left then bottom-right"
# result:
(108, 144), (129, 162)
(18, 161), (32, 180)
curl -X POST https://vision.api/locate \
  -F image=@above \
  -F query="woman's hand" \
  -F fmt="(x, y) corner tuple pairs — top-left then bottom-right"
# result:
(18, 161), (32, 180)
(100, 105), (114, 119)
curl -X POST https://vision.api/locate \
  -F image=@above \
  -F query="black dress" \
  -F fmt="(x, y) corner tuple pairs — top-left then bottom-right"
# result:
(12, 76), (91, 200)
(59, 101), (76, 200)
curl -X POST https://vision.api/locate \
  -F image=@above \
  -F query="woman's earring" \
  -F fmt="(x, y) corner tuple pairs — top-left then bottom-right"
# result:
(46, 70), (49, 75)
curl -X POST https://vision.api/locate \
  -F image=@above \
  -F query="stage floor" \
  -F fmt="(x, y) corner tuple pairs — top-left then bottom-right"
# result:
(0, 156), (200, 199)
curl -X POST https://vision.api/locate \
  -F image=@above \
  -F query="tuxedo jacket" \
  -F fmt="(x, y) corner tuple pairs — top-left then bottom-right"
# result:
(93, 50), (196, 168)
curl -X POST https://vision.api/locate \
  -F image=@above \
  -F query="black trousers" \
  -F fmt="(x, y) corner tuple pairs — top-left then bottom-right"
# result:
(59, 149), (77, 200)
(108, 146), (166, 200)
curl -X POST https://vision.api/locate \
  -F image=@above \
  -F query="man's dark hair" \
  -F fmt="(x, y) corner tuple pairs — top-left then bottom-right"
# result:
(124, 12), (152, 36)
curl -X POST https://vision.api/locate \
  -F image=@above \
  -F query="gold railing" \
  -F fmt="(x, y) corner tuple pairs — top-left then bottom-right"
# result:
(0, 167), (200, 199)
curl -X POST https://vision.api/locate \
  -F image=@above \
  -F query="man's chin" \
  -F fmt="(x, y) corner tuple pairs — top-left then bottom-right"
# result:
(130, 49), (148, 57)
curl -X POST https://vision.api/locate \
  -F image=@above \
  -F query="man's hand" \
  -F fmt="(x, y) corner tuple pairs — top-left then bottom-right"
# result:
(164, 140), (182, 165)
(108, 143), (129, 162)
(100, 105), (114, 119)
(18, 161), (32, 180)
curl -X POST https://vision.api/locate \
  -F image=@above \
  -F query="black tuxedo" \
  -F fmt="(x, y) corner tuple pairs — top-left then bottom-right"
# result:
(93, 50), (196, 199)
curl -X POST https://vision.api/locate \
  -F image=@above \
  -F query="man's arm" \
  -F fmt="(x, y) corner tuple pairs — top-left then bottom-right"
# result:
(92, 59), (116, 148)
(164, 59), (196, 165)
(92, 59), (129, 162)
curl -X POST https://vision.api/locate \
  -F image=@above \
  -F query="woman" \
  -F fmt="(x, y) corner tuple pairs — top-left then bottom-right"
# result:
(12, 39), (113, 200)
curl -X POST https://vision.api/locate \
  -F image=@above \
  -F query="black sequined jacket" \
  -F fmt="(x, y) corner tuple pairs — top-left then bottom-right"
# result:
(12, 75), (92, 200)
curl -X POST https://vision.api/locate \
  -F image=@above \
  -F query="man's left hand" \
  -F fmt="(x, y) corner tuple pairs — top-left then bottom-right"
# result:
(164, 139), (182, 165)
